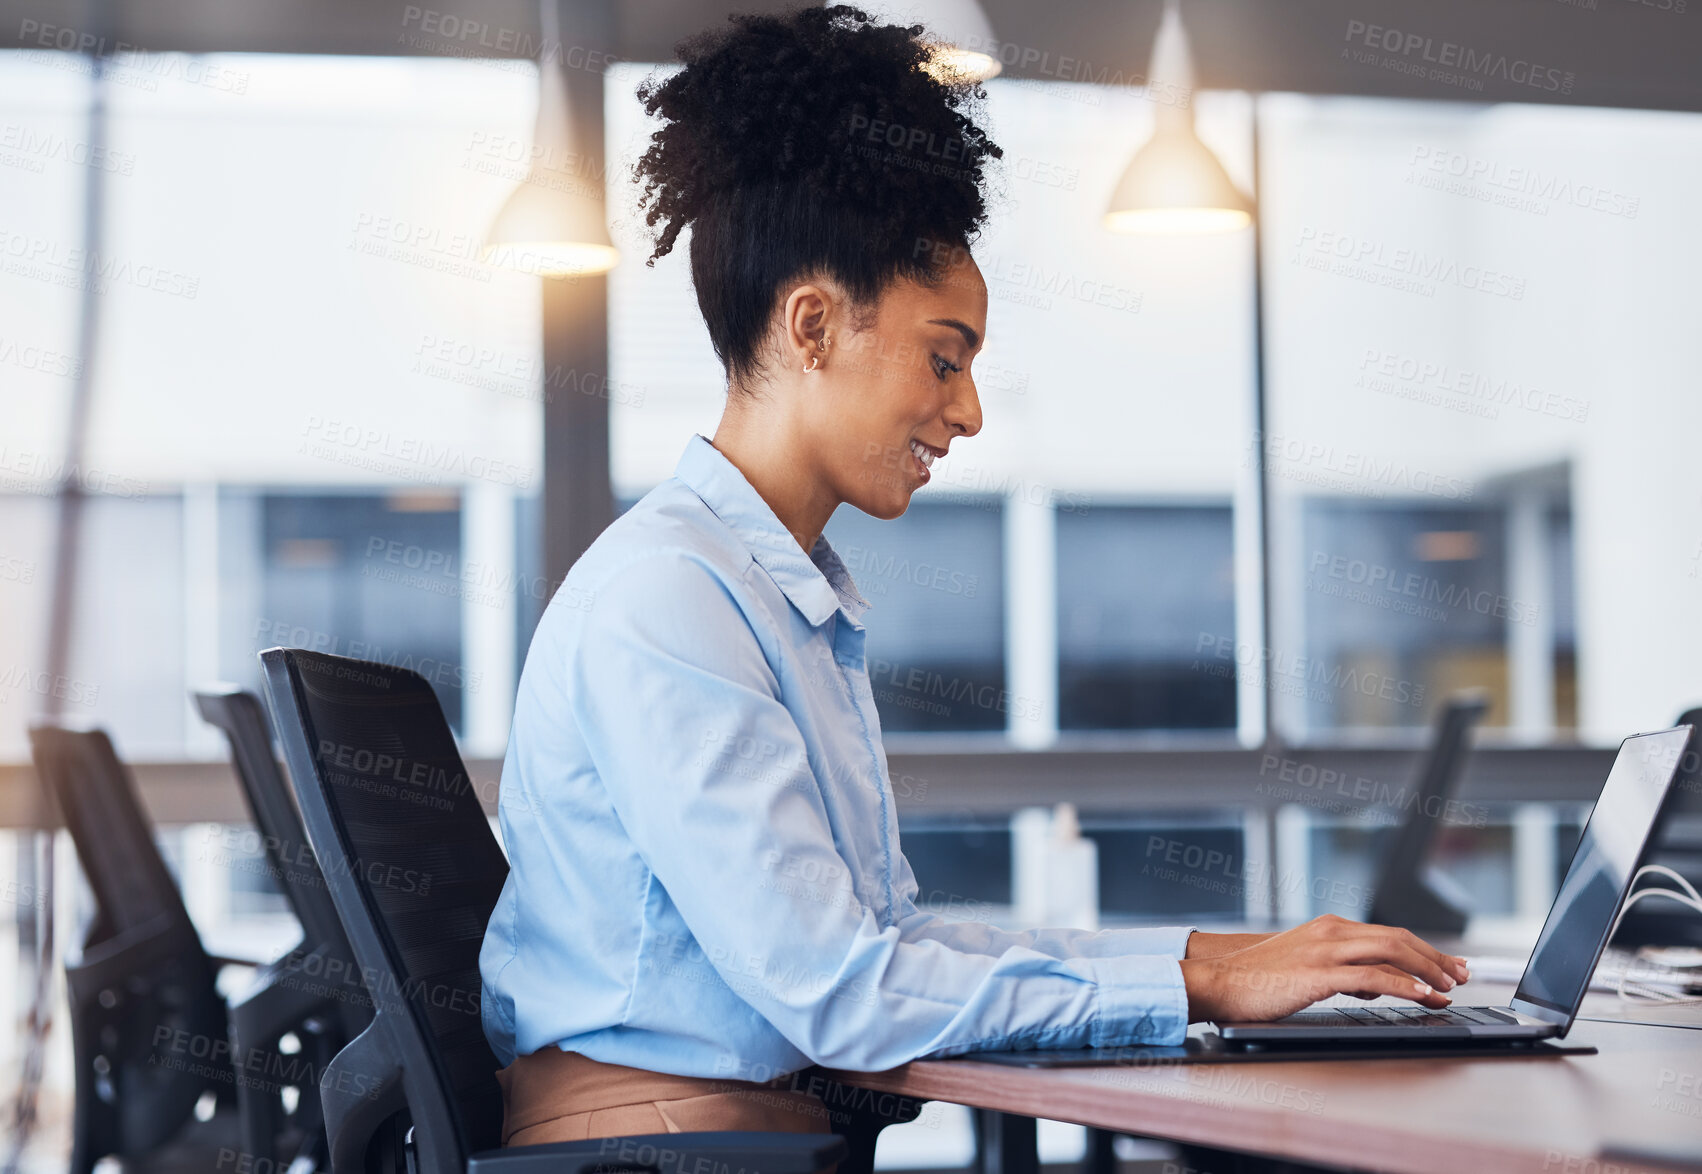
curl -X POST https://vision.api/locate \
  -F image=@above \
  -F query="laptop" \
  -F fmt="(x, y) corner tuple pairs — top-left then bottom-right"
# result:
(1217, 725), (1692, 1044)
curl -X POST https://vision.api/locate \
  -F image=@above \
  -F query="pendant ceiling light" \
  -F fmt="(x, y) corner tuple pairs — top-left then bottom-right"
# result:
(842, 0), (1002, 83)
(1104, 0), (1251, 235)
(483, 0), (620, 277)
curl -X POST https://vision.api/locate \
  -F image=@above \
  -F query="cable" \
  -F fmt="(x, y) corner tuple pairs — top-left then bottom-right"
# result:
(1601, 865), (1702, 1009)
(1631, 863), (1702, 909)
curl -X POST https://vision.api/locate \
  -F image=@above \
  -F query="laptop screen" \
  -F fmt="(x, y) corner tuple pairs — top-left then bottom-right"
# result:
(1513, 727), (1690, 1017)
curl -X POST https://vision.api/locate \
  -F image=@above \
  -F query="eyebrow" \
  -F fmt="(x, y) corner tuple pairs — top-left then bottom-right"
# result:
(927, 318), (981, 350)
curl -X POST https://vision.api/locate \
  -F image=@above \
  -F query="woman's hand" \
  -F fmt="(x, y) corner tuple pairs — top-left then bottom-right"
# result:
(1179, 914), (1471, 1023)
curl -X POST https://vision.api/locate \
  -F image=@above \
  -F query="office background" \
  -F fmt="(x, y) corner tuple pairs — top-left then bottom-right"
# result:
(2, 0), (1700, 1167)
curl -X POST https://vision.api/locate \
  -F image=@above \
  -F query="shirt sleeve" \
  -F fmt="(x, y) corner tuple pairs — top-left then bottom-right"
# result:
(568, 552), (1192, 1070)
(890, 850), (1197, 962)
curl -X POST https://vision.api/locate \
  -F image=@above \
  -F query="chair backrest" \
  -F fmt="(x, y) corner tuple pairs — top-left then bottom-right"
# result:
(1652, 707), (1702, 847)
(260, 647), (507, 1172)
(28, 723), (227, 1155)
(1613, 706), (1702, 948)
(1365, 689), (1490, 932)
(192, 684), (354, 964)
(29, 723), (196, 948)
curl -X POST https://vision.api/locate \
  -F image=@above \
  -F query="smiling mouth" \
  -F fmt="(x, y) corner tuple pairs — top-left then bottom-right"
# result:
(908, 439), (943, 482)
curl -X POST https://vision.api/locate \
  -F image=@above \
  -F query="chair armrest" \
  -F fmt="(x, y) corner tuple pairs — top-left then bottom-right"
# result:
(65, 913), (197, 998)
(229, 957), (346, 1044)
(467, 1131), (848, 1174)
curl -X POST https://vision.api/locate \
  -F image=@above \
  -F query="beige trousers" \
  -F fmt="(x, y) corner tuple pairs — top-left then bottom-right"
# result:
(496, 1047), (833, 1151)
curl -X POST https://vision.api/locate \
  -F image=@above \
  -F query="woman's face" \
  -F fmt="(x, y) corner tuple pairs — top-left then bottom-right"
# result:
(809, 248), (987, 520)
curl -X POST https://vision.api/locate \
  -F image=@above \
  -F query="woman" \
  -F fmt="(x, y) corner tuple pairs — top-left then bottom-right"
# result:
(479, 3), (1470, 1148)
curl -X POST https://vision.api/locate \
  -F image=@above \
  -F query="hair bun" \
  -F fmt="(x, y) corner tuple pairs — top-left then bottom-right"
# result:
(633, 4), (1001, 265)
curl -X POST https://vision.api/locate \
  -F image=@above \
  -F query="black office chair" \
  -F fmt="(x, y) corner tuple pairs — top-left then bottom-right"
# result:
(1365, 689), (1491, 935)
(1612, 705), (1702, 949)
(27, 724), (240, 1174)
(259, 647), (847, 1174)
(194, 684), (375, 1171)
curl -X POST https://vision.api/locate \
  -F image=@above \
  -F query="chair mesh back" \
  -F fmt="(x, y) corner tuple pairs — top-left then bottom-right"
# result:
(29, 725), (189, 935)
(194, 687), (352, 959)
(28, 724), (225, 1149)
(267, 649), (508, 1153)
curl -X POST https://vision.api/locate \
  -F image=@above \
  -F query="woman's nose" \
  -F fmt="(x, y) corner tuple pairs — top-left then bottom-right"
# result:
(946, 376), (983, 438)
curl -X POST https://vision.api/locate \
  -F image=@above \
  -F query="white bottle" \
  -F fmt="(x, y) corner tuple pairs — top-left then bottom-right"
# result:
(1044, 803), (1100, 931)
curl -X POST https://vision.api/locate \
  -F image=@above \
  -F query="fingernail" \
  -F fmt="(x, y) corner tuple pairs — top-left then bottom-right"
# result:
(1438, 976), (1454, 991)
(1415, 981), (1431, 996)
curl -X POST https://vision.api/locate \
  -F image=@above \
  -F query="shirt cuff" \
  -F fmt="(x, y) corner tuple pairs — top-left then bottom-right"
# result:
(1079, 950), (1192, 1048)
(1089, 918), (1198, 952)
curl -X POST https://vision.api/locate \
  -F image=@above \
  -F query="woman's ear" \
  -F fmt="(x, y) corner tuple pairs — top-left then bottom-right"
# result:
(781, 282), (835, 371)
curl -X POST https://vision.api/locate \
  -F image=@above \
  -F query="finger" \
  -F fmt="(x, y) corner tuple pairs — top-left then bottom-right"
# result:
(1335, 934), (1459, 993)
(1400, 927), (1472, 985)
(1384, 936), (1464, 992)
(1347, 964), (1418, 1000)
(1403, 936), (1473, 988)
(1325, 965), (1452, 1008)
(1331, 934), (1456, 991)
(1369, 922), (1471, 984)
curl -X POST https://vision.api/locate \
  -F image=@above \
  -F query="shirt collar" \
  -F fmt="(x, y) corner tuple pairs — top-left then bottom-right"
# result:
(673, 433), (870, 629)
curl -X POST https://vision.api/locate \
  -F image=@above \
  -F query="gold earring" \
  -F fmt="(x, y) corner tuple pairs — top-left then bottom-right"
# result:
(804, 354), (820, 373)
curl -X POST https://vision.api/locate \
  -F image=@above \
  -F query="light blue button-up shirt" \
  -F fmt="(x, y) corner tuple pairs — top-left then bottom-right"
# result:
(479, 433), (1194, 1078)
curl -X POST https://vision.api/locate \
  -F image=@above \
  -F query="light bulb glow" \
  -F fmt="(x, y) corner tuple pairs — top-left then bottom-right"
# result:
(480, 240), (620, 277)
(923, 45), (1001, 83)
(1103, 207), (1251, 235)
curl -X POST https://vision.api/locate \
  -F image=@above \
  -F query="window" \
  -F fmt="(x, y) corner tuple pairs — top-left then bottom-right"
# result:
(1094, 814), (1249, 920)
(0, 51), (540, 760)
(243, 490), (467, 732)
(1057, 504), (1237, 731)
(1296, 500), (1531, 730)
(824, 499), (1007, 733)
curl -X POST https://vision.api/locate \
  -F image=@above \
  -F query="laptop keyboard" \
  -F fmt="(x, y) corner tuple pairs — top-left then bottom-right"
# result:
(1283, 1005), (1517, 1028)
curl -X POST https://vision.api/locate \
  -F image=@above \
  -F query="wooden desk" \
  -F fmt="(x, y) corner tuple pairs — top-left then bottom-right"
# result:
(829, 986), (1702, 1174)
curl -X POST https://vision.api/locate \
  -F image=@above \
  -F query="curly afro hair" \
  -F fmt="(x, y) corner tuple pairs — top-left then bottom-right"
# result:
(631, 4), (1003, 385)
